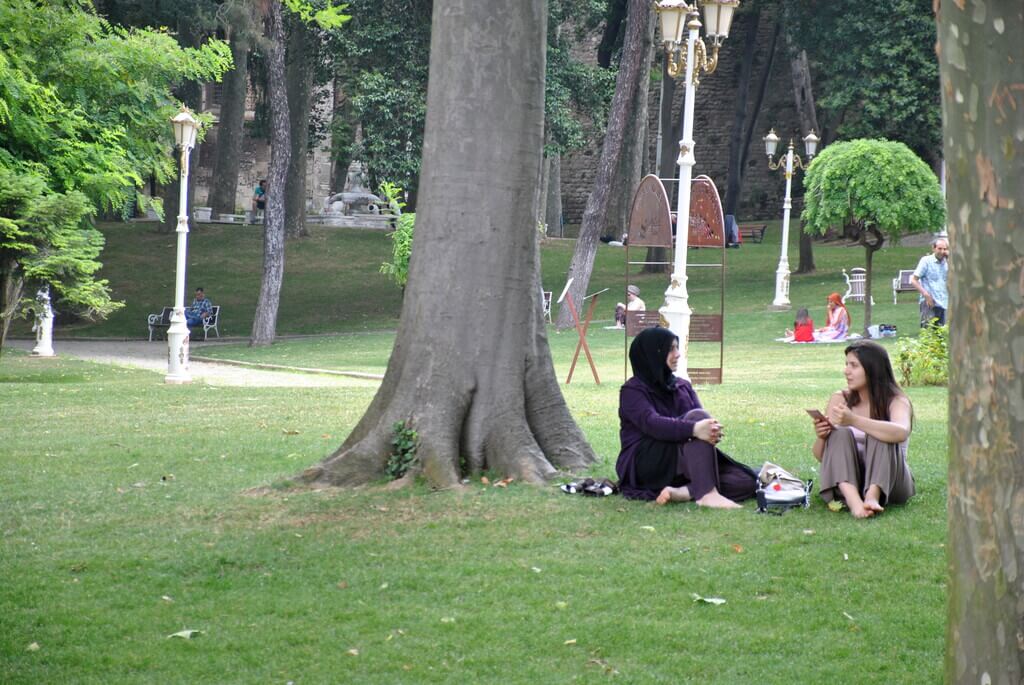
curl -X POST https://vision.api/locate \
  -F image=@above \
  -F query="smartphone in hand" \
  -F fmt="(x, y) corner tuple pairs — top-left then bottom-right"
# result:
(806, 408), (826, 421)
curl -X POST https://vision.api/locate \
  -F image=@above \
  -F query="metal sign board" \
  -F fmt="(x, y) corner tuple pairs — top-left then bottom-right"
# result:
(627, 174), (673, 248)
(625, 311), (665, 337)
(688, 175), (725, 248)
(688, 314), (723, 342)
(687, 367), (723, 385)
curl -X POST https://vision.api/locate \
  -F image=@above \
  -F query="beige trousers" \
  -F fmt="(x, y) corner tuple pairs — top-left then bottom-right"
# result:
(819, 427), (915, 506)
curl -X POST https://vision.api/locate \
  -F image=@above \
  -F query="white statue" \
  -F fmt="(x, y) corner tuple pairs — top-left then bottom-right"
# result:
(31, 286), (55, 357)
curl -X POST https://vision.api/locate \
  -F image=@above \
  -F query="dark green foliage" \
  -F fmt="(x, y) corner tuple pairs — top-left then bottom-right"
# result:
(386, 420), (419, 480)
(785, 0), (940, 163)
(895, 323), (948, 386)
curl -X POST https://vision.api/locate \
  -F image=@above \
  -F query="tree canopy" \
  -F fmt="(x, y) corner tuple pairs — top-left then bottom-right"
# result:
(0, 0), (230, 350)
(801, 138), (945, 332)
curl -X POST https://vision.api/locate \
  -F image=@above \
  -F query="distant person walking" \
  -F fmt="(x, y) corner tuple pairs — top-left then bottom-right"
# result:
(251, 179), (267, 213)
(911, 237), (949, 327)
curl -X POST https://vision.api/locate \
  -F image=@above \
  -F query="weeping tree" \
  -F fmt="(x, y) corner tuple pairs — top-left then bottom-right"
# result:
(301, 0), (595, 488)
(938, 0), (1024, 680)
(801, 138), (944, 335)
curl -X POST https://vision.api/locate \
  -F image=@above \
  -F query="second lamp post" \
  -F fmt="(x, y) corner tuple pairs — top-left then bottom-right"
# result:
(763, 128), (819, 310)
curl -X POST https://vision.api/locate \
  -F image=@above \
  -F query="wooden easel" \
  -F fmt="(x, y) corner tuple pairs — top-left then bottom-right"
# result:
(560, 279), (606, 385)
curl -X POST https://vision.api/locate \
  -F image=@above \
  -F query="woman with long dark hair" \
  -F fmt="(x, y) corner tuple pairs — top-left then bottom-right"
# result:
(616, 327), (757, 508)
(810, 340), (915, 518)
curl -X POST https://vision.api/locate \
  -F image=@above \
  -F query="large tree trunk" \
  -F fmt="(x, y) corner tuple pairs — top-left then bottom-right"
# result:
(722, 6), (761, 219)
(940, 1), (1024, 681)
(303, 0), (595, 488)
(250, 0), (290, 345)
(556, 0), (652, 329)
(209, 29), (250, 220)
(789, 46), (819, 274)
(544, 152), (563, 237)
(284, 15), (315, 239)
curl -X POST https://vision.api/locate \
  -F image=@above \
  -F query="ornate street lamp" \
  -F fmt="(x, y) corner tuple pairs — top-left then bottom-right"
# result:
(166, 107), (200, 384)
(764, 128), (819, 310)
(655, 0), (738, 378)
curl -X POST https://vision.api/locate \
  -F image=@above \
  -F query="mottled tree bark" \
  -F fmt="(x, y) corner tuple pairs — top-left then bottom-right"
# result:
(209, 29), (250, 219)
(303, 0), (595, 488)
(544, 152), (563, 237)
(250, 0), (290, 345)
(556, 0), (652, 329)
(284, 15), (315, 239)
(644, 58), (678, 275)
(939, 1), (1024, 682)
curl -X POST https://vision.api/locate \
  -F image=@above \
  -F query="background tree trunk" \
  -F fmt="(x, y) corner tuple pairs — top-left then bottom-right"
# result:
(161, 20), (204, 234)
(545, 152), (563, 237)
(250, 0), (290, 345)
(284, 14), (315, 239)
(556, 0), (652, 329)
(209, 29), (250, 219)
(940, 1), (1024, 681)
(644, 59), (678, 274)
(789, 46), (819, 274)
(605, 6), (655, 242)
(303, 0), (595, 488)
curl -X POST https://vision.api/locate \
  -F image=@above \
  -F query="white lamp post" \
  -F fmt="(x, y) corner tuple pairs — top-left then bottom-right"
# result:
(656, 0), (738, 377)
(166, 107), (200, 384)
(764, 128), (819, 310)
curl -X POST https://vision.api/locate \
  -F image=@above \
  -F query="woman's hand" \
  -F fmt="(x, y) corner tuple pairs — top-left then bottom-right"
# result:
(694, 418), (722, 444)
(828, 400), (855, 427)
(813, 416), (833, 439)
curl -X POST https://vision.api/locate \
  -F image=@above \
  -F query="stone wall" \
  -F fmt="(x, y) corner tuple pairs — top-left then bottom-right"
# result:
(561, 7), (803, 227)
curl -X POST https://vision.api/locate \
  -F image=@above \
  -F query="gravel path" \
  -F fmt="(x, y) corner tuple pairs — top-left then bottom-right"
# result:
(7, 339), (380, 388)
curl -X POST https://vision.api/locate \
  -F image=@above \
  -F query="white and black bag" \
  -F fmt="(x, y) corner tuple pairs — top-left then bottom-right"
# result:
(755, 462), (812, 514)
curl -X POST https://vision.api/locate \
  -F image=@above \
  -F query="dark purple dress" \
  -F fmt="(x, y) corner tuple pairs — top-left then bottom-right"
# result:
(615, 376), (757, 501)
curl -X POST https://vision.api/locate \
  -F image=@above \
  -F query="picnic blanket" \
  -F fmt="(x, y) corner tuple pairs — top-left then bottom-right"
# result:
(775, 333), (863, 344)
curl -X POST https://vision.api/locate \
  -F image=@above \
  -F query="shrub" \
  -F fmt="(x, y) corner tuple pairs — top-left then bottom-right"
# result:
(895, 323), (948, 386)
(386, 420), (419, 480)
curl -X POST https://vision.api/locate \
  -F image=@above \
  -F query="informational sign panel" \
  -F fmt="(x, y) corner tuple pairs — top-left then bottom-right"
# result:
(688, 175), (726, 248)
(688, 314), (723, 342)
(627, 175), (673, 248)
(625, 310), (664, 337)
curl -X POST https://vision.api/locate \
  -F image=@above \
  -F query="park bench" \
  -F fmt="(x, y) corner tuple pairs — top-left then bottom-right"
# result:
(147, 305), (221, 341)
(737, 223), (767, 243)
(892, 269), (917, 304)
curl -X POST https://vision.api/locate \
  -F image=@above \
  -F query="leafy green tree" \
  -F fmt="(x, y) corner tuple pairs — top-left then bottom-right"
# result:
(801, 138), (945, 335)
(784, 0), (940, 165)
(0, 0), (230, 353)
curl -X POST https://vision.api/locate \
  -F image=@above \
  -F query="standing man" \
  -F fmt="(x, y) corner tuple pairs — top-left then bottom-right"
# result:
(910, 237), (949, 327)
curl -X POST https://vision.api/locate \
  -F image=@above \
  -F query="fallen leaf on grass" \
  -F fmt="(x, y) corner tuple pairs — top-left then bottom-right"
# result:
(480, 476), (490, 485)
(827, 500), (844, 512)
(282, 429), (300, 435)
(842, 611), (856, 622)
(379, 582), (389, 590)
(640, 525), (656, 532)
(336, 581), (348, 590)
(843, 553), (849, 561)
(346, 648), (359, 656)
(530, 567), (542, 573)
(26, 642), (40, 652)
(127, 463), (139, 469)
(493, 477), (514, 488)
(802, 529), (815, 535)
(131, 482), (146, 489)
(691, 593), (726, 605)
(555, 601), (568, 610)
(564, 639), (577, 646)
(161, 595), (174, 603)
(440, 617), (455, 623)
(167, 629), (203, 639)
(731, 544), (744, 553)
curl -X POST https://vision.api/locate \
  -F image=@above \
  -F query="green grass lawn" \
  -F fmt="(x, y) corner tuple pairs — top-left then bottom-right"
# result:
(1, 223), (947, 682)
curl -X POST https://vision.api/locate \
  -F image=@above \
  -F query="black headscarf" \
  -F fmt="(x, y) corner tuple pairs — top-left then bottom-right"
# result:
(628, 327), (679, 394)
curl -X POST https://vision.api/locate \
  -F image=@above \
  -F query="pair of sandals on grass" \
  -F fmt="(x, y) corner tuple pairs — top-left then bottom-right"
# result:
(559, 478), (619, 497)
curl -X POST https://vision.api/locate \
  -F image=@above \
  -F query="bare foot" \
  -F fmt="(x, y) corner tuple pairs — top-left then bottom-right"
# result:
(695, 490), (742, 509)
(848, 502), (876, 519)
(863, 499), (885, 515)
(657, 486), (691, 505)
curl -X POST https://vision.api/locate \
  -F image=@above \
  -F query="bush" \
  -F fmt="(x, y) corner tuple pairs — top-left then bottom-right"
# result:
(386, 420), (418, 480)
(379, 212), (415, 288)
(895, 323), (948, 386)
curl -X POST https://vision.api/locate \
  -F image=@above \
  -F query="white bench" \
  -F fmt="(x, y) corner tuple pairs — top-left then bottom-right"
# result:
(147, 305), (221, 341)
(892, 269), (916, 304)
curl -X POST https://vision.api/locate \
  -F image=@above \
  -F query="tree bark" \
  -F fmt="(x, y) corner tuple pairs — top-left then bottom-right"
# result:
(556, 0), (652, 329)
(722, 6), (761, 219)
(0, 264), (23, 359)
(606, 5), (655, 241)
(250, 0), (290, 345)
(284, 14), (315, 239)
(545, 152), (563, 237)
(939, 1), (1024, 681)
(789, 46), (819, 274)
(644, 59), (678, 275)
(303, 0), (595, 488)
(209, 29), (250, 219)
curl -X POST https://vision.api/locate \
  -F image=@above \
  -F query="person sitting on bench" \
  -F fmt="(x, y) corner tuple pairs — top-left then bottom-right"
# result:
(614, 285), (645, 328)
(186, 287), (214, 327)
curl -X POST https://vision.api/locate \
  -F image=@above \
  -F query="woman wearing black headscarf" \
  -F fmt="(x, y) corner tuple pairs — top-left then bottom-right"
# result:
(616, 327), (757, 508)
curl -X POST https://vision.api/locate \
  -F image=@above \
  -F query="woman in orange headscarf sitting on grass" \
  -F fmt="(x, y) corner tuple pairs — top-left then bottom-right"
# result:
(815, 293), (851, 341)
